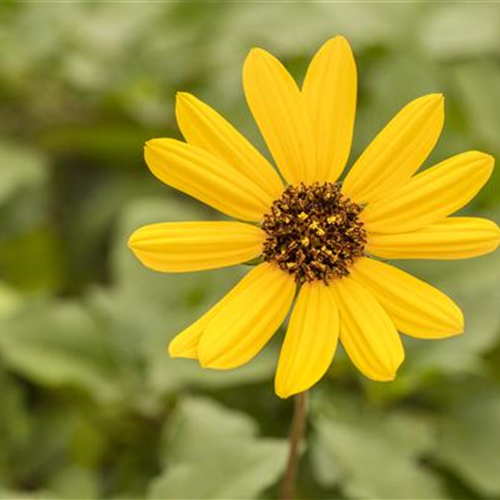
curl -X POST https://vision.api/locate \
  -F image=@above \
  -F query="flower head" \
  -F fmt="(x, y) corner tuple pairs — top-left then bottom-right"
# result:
(128, 36), (500, 398)
(262, 182), (366, 283)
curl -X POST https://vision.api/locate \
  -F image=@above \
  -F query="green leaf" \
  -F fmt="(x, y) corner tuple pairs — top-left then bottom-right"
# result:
(419, 4), (500, 60)
(0, 227), (65, 292)
(311, 392), (444, 499)
(0, 366), (32, 483)
(148, 397), (288, 499)
(0, 141), (49, 241)
(453, 61), (500, 157)
(1, 401), (85, 495)
(0, 141), (47, 206)
(0, 284), (21, 319)
(435, 379), (500, 497)
(47, 465), (99, 500)
(0, 489), (51, 500)
(0, 300), (121, 402)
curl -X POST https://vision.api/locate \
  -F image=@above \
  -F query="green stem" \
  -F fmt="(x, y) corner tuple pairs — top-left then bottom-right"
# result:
(280, 391), (308, 500)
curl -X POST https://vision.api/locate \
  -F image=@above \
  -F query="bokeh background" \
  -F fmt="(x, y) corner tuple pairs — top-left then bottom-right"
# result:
(1, 1), (500, 499)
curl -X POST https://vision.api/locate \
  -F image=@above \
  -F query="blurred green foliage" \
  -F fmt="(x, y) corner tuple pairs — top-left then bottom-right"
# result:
(1, 2), (500, 499)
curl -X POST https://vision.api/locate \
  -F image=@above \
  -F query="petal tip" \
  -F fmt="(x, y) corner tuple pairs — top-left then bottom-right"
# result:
(379, 365), (400, 382)
(168, 337), (183, 358)
(248, 46), (265, 57)
(332, 34), (352, 49)
(245, 47), (263, 63)
(167, 340), (180, 358)
(383, 349), (405, 382)
(168, 340), (197, 360)
(198, 344), (215, 368)
(418, 92), (444, 109)
(127, 229), (141, 252)
(364, 371), (396, 382)
(275, 388), (292, 400)
(430, 92), (444, 102)
(484, 152), (495, 165)
(274, 379), (296, 399)
(176, 91), (195, 107)
(127, 233), (135, 250)
(444, 314), (465, 338)
(245, 47), (274, 67)
(318, 35), (354, 60)
(476, 152), (495, 176)
(198, 354), (223, 370)
(491, 222), (500, 247)
(475, 151), (495, 163)
(487, 219), (500, 240)
(144, 138), (162, 151)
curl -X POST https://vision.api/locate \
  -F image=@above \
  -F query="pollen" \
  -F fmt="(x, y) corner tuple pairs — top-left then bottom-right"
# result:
(261, 182), (366, 284)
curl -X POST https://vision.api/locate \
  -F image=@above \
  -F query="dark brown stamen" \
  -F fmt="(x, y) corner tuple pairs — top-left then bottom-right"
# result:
(261, 182), (366, 284)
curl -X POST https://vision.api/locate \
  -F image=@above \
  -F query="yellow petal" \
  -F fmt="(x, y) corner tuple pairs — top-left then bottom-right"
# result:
(168, 324), (202, 359)
(302, 36), (357, 182)
(362, 151), (494, 233)
(145, 139), (272, 221)
(168, 270), (259, 359)
(275, 282), (339, 398)
(199, 263), (296, 369)
(243, 48), (315, 184)
(332, 276), (404, 381)
(367, 217), (500, 259)
(350, 258), (463, 339)
(128, 221), (265, 273)
(343, 94), (444, 204)
(176, 92), (284, 200)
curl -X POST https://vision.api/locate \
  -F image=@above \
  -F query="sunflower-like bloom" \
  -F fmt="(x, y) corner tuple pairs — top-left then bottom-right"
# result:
(129, 36), (500, 398)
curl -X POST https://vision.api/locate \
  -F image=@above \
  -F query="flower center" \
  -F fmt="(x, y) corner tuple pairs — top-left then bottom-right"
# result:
(261, 182), (366, 284)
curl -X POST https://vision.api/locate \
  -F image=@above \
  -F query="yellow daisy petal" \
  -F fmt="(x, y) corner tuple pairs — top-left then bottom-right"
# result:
(168, 324), (201, 359)
(350, 258), (463, 339)
(332, 276), (404, 381)
(175, 92), (284, 200)
(128, 221), (265, 273)
(168, 267), (259, 359)
(342, 94), (444, 204)
(367, 217), (500, 260)
(145, 139), (272, 221)
(199, 263), (296, 369)
(362, 151), (494, 234)
(302, 36), (357, 182)
(243, 48), (315, 184)
(275, 282), (339, 399)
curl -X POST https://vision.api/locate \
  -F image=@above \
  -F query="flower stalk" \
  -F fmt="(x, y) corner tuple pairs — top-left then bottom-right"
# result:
(280, 391), (308, 500)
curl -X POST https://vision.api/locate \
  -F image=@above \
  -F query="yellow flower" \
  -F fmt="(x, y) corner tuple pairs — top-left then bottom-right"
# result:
(128, 36), (500, 399)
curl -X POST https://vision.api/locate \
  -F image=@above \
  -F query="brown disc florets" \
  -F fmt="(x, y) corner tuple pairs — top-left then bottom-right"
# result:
(261, 182), (366, 284)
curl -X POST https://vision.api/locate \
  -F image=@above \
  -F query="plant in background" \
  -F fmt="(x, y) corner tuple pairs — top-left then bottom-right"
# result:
(128, 36), (499, 499)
